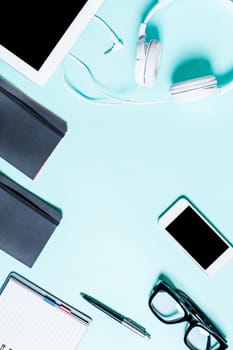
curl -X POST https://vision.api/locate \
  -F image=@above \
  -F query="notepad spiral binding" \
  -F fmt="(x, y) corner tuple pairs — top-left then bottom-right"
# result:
(0, 345), (13, 350)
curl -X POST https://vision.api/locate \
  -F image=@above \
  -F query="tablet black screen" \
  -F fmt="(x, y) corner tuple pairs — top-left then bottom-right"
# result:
(0, 1), (87, 70)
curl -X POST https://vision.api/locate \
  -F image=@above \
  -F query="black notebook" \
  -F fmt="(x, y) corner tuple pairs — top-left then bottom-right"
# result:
(0, 173), (62, 267)
(0, 77), (67, 178)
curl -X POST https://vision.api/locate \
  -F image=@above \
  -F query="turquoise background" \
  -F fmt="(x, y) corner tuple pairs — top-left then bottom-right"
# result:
(0, 0), (233, 348)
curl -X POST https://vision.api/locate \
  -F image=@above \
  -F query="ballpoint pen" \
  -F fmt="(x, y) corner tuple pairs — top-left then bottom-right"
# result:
(80, 292), (151, 339)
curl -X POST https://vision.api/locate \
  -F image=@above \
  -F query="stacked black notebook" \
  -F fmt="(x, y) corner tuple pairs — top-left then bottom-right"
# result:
(0, 77), (67, 178)
(0, 173), (62, 267)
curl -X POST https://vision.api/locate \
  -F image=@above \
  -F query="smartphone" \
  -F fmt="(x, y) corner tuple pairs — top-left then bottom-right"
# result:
(158, 196), (233, 275)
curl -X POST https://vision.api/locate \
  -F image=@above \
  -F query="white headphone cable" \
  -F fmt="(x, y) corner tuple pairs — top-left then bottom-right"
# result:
(94, 15), (124, 54)
(64, 53), (169, 105)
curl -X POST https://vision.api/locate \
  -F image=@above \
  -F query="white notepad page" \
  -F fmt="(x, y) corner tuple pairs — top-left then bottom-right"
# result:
(0, 278), (88, 350)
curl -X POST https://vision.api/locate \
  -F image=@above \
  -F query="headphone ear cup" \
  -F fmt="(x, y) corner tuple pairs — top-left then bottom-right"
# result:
(170, 76), (218, 103)
(144, 40), (162, 88)
(135, 39), (147, 87)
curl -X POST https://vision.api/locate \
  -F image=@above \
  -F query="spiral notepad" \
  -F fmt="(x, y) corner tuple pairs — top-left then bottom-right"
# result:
(0, 273), (91, 350)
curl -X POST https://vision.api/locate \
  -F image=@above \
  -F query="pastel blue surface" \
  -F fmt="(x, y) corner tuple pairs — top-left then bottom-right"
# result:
(0, 0), (233, 349)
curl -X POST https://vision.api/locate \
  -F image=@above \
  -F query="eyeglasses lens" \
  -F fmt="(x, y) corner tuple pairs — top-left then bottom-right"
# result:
(186, 326), (220, 350)
(150, 290), (185, 322)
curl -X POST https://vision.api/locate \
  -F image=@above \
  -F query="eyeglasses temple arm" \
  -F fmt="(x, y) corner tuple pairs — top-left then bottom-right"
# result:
(206, 334), (211, 350)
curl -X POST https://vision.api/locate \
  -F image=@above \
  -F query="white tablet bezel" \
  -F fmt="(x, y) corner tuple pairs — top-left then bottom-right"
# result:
(0, 0), (105, 86)
(158, 197), (233, 275)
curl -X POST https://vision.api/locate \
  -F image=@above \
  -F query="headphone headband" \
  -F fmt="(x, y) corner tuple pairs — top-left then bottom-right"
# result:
(139, 0), (233, 37)
(143, 0), (174, 23)
(139, 0), (175, 37)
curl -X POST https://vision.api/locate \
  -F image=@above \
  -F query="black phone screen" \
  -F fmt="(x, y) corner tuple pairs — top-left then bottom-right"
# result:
(165, 206), (228, 269)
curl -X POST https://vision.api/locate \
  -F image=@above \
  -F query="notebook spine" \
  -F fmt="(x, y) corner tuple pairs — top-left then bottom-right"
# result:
(0, 182), (60, 226)
(0, 84), (65, 137)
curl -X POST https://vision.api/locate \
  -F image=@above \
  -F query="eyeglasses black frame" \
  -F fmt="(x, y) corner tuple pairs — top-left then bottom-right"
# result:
(148, 279), (228, 350)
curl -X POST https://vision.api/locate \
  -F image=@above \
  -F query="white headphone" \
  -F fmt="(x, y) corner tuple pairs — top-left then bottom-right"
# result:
(134, 0), (233, 103)
(64, 0), (233, 105)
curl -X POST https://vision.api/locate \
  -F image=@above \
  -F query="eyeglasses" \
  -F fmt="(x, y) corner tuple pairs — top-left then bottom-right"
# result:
(148, 278), (228, 350)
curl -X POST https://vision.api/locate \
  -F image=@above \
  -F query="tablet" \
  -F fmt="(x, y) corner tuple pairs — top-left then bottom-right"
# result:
(0, 0), (105, 85)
